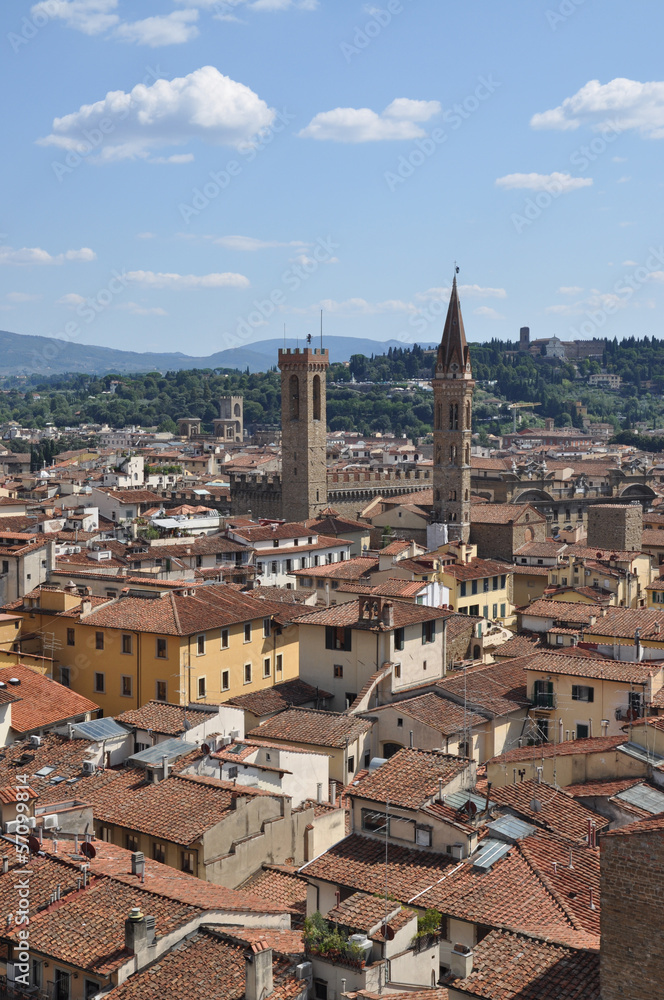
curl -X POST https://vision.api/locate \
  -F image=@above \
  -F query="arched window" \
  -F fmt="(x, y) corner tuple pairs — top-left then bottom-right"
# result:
(312, 374), (321, 421)
(289, 374), (299, 420)
(435, 404), (442, 430)
(448, 490), (457, 501)
(466, 401), (471, 427)
(465, 489), (469, 501)
(464, 444), (470, 465)
(449, 445), (457, 464)
(234, 403), (241, 417)
(449, 403), (458, 430)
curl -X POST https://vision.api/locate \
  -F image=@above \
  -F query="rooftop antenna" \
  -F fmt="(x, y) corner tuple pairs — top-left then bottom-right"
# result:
(283, 323), (286, 350)
(320, 308), (324, 351)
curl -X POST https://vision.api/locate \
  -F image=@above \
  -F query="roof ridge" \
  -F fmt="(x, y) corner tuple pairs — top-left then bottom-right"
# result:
(170, 590), (182, 634)
(516, 840), (584, 932)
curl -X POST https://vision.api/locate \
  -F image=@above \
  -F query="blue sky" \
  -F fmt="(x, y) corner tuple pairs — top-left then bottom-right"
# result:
(1, 0), (664, 359)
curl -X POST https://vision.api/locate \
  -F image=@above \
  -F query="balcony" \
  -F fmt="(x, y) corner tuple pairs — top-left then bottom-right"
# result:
(533, 692), (557, 710)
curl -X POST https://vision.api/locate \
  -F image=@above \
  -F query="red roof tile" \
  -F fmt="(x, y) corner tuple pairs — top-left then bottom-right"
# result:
(346, 748), (470, 809)
(0, 663), (98, 734)
(248, 708), (372, 749)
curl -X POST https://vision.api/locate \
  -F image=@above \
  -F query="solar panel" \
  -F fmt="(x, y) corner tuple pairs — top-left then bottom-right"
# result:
(128, 737), (198, 765)
(616, 783), (664, 815)
(487, 814), (536, 842)
(72, 718), (130, 742)
(34, 765), (55, 778)
(472, 839), (511, 870)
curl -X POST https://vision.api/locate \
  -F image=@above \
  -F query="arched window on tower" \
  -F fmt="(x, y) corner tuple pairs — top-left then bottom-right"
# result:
(466, 401), (471, 427)
(313, 374), (321, 421)
(289, 374), (299, 421)
(464, 444), (470, 465)
(449, 403), (459, 430)
(435, 404), (442, 430)
(449, 445), (457, 464)
(448, 490), (457, 501)
(234, 403), (241, 417)
(465, 489), (469, 501)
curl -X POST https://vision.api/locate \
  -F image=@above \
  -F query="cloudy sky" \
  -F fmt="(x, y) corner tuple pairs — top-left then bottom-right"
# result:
(2, 0), (664, 357)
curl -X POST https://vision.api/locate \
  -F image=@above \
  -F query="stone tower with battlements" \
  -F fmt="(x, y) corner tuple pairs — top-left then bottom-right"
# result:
(278, 347), (329, 521)
(431, 277), (475, 544)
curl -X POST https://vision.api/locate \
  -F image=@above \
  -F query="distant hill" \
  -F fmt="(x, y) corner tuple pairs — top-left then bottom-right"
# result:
(0, 330), (425, 376)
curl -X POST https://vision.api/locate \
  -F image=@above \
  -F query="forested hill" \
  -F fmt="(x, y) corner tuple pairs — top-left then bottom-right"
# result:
(1, 336), (662, 441)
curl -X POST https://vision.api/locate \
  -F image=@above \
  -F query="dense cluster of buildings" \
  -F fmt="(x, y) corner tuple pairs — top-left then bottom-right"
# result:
(0, 284), (662, 999)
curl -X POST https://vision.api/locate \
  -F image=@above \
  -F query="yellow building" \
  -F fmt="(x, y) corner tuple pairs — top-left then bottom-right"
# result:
(646, 578), (664, 608)
(9, 583), (299, 717)
(436, 542), (513, 622)
(547, 546), (653, 608)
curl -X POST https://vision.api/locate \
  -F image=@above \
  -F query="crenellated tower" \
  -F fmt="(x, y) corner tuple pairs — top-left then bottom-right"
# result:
(431, 276), (475, 543)
(278, 347), (329, 521)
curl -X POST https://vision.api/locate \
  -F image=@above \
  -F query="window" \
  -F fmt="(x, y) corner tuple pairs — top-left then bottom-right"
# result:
(181, 850), (195, 873)
(492, 604), (498, 618)
(394, 662), (401, 679)
(276, 653), (283, 672)
(94, 672), (105, 694)
(533, 679), (554, 709)
(263, 657), (271, 678)
(272, 539), (279, 548)
(60, 666), (70, 687)
(500, 575), (506, 588)
(66, 628), (75, 646)
(469, 605), (479, 616)
(32, 960), (42, 990)
(314, 981), (328, 1000)
(85, 981), (99, 1000)
(95, 631), (104, 650)
(492, 576), (499, 591)
(263, 617), (271, 638)
(156, 680), (167, 702)
(415, 826), (432, 847)
(576, 723), (589, 739)
(421, 620), (435, 644)
(556, 635), (564, 645)
(333, 664), (343, 678)
(572, 684), (594, 702)
(483, 605), (489, 618)
(471, 580), (478, 596)
(153, 842), (166, 863)
(221, 629), (229, 649)
(121, 634), (132, 654)
(347, 755), (355, 775)
(197, 676), (206, 699)
(121, 675), (133, 698)
(394, 627), (405, 651)
(244, 622), (252, 643)
(244, 663), (252, 684)
(397, 717), (403, 728)
(221, 669), (230, 691)
(362, 808), (388, 834)
(197, 634), (206, 656)
(1, 561), (8, 575)
(483, 578), (490, 593)
(500, 603), (506, 618)
(460, 581), (467, 597)
(55, 968), (70, 1000)
(126, 834), (138, 851)
(271, 561), (278, 574)
(325, 626), (352, 651)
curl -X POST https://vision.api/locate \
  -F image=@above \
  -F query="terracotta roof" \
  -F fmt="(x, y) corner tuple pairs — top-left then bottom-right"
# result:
(601, 813), (664, 837)
(449, 928), (600, 999)
(492, 633), (545, 658)
(300, 833), (456, 901)
(324, 890), (415, 938)
(514, 540), (566, 557)
(489, 735), (625, 766)
(307, 513), (369, 534)
(471, 504), (544, 525)
(436, 659), (530, 718)
(511, 565), (551, 577)
(442, 558), (512, 582)
(96, 488), (164, 504)
(0, 663), (98, 734)
(346, 748), (470, 809)
(224, 678), (332, 716)
(368, 693), (486, 736)
(520, 600), (600, 623)
(522, 650), (662, 683)
(585, 606), (664, 640)
(116, 700), (217, 736)
(291, 557), (379, 581)
(491, 780), (608, 844)
(565, 777), (643, 798)
(336, 578), (426, 598)
(642, 529), (664, 547)
(294, 599), (450, 631)
(248, 708), (373, 748)
(239, 865), (308, 921)
(231, 522), (312, 542)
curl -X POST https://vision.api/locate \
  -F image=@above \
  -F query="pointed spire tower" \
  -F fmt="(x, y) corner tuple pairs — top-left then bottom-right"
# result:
(431, 273), (475, 544)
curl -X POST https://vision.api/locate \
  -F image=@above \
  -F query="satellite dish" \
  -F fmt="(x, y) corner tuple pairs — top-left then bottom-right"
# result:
(27, 836), (40, 855)
(202, 743), (211, 756)
(459, 799), (477, 818)
(80, 841), (96, 859)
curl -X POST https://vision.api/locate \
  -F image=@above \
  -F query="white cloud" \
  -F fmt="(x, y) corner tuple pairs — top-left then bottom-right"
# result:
(0, 246), (95, 265)
(214, 235), (308, 251)
(416, 284), (507, 301)
(114, 10), (199, 47)
(299, 98), (441, 142)
(495, 172), (593, 193)
(558, 286), (584, 295)
(545, 288), (628, 317)
(294, 298), (416, 316)
(149, 153), (195, 164)
(126, 270), (249, 290)
(56, 293), (86, 307)
(30, 0), (119, 35)
(119, 301), (168, 316)
(474, 306), (504, 320)
(136, 232), (156, 239)
(181, 0), (318, 9)
(531, 78), (664, 139)
(622, 260), (638, 267)
(5, 292), (42, 303)
(38, 66), (275, 161)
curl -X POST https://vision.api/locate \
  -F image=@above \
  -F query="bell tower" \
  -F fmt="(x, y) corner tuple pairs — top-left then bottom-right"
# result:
(431, 275), (474, 544)
(278, 346), (329, 522)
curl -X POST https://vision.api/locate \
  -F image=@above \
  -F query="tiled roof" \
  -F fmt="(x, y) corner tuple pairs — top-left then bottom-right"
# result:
(294, 600), (450, 631)
(231, 522), (312, 542)
(601, 813), (664, 837)
(0, 663), (98, 734)
(324, 891), (415, 938)
(442, 558), (512, 582)
(565, 778), (643, 798)
(449, 928), (600, 999)
(239, 865), (308, 921)
(22, 877), (195, 975)
(346, 748), (470, 809)
(585, 606), (664, 640)
(511, 564), (550, 576)
(307, 513), (369, 534)
(646, 577), (664, 591)
(492, 633), (545, 658)
(224, 678), (332, 716)
(642, 529), (664, 547)
(247, 708), (373, 748)
(436, 659), (530, 718)
(116, 700), (217, 735)
(522, 650), (663, 683)
(520, 600), (600, 623)
(96, 488), (164, 504)
(514, 540), (566, 557)
(300, 833), (456, 901)
(471, 504), (544, 525)
(490, 780), (608, 844)
(291, 557), (379, 581)
(489, 735), (625, 765)
(369, 693), (486, 736)
(107, 930), (304, 1000)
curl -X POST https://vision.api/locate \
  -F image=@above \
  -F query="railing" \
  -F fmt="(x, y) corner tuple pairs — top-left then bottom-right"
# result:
(533, 692), (557, 709)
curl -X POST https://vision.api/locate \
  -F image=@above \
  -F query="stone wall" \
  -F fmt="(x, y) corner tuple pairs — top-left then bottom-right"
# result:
(588, 503), (643, 552)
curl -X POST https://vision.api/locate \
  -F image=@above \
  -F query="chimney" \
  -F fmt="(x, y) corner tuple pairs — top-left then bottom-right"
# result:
(125, 907), (149, 954)
(317, 783), (323, 804)
(80, 599), (92, 616)
(381, 601), (395, 629)
(2, 857), (8, 874)
(131, 851), (145, 878)
(330, 780), (337, 806)
(161, 755), (169, 781)
(449, 944), (473, 980)
(409, 730), (414, 749)
(245, 941), (273, 1000)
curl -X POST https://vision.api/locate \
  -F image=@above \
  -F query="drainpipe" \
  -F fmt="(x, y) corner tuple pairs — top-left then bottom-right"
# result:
(442, 615), (448, 677)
